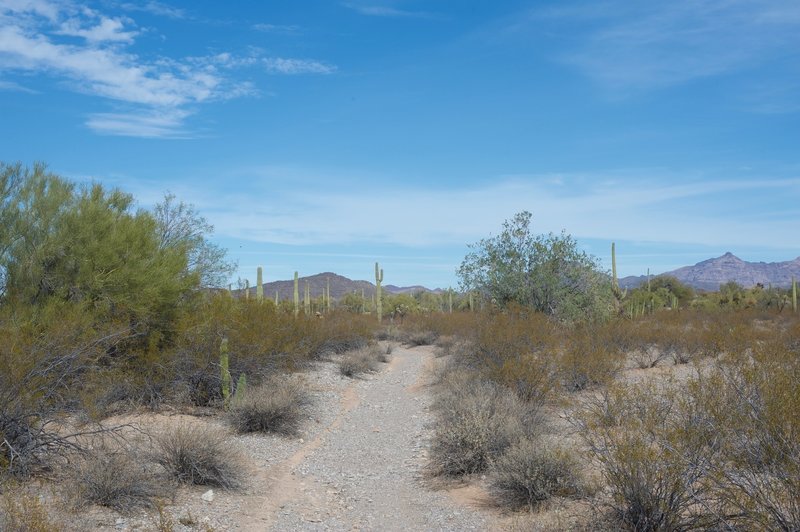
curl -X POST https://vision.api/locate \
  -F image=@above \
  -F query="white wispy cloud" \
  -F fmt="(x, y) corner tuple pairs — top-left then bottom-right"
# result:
(85, 108), (192, 138)
(252, 23), (301, 35)
(122, 167), (800, 252)
(531, 0), (800, 92)
(342, 1), (432, 18)
(263, 57), (336, 75)
(0, 79), (38, 92)
(0, 1), (335, 137)
(56, 14), (138, 43)
(118, 1), (186, 20)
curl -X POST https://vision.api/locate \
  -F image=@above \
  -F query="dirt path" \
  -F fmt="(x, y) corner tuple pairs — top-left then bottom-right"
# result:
(236, 344), (493, 531)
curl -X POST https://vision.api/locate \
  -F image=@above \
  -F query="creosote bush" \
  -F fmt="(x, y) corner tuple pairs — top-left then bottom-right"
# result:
(154, 423), (244, 489)
(490, 437), (583, 510)
(228, 379), (310, 435)
(0, 488), (62, 532)
(430, 374), (536, 476)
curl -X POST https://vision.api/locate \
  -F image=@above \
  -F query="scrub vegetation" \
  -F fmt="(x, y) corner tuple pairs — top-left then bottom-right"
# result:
(1, 164), (797, 530)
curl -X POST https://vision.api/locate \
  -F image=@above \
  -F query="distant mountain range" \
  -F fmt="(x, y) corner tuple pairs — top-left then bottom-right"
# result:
(620, 253), (800, 291)
(240, 272), (441, 300)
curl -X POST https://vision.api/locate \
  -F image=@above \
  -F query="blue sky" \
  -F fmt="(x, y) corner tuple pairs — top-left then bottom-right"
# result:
(1, 0), (799, 288)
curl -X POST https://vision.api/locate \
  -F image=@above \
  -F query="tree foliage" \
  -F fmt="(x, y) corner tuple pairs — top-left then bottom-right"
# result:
(458, 211), (613, 321)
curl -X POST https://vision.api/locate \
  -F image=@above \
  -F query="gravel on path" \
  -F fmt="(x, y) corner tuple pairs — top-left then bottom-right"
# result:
(262, 344), (492, 531)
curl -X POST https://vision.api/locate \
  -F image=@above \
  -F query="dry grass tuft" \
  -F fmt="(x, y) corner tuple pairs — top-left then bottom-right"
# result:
(154, 423), (244, 489)
(228, 379), (310, 435)
(338, 346), (381, 377)
(71, 446), (167, 512)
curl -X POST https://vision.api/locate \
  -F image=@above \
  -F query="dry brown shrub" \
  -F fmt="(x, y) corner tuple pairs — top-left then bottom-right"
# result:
(338, 345), (382, 377)
(700, 339), (800, 530)
(430, 376), (536, 476)
(558, 325), (624, 391)
(154, 423), (244, 489)
(228, 378), (310, 435)
(579, 381), (721, 531)
(0, 488), (62, 532)
(490, 437), (584, 510)
(70, 446), (167, 512)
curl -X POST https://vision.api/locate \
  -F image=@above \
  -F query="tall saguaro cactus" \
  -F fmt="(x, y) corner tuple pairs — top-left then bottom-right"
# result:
(304, 281), (311, 315)
(793, 276), (797, 313)
(375, 262), (383, 322)
(293, 271), (299, 317)
(611, 242), (619, 292)
(326, 277), (331, 313)
(611, 242), (626, 300)
(220, 338), (231, 406)
(256, 266), (264, 302)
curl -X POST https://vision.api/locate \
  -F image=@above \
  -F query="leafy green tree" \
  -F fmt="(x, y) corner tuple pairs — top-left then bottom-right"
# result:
(458, 211), (613, 321)
(152, 193), (235, 288)
(648, 275), (694, 305)
(0, 164), (206, 334)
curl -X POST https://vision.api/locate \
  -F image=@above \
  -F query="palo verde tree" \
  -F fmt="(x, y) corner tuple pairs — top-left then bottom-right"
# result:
(0, 163), (231, 336)
(458, 211), (614, 322)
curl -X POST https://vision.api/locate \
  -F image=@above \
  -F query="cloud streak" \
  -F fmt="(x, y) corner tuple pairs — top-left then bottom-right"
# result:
(0, 1), (336, 137)
(342, 1), (432, 18)
(530, 0), (800, 93)
(124, 168), (800, 253)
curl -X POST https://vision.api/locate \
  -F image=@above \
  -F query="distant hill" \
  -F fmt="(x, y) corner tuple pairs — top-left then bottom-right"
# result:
(384, 284), (444, 295)
(620, 252), (800, 291)
(238, 272), (439, 300)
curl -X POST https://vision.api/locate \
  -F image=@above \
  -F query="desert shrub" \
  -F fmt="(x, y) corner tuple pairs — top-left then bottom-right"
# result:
(338, 346), (381, 377)
(490, 437), (583, 510)
(154, 423), (244, 489)
(172, 298), (375, 406)
(580, 381), (721, 531)
(377, 343), (393, 363)
(0, 302), (131, 477)
(402, 328), (439, 346)
(71, 447), (166, 512)
(228, 379), (310, 435)
(700, 339), (800, 530)
(450, 310), (558, 407)
(430, 377), (534, 476)
(558, 325), (623, 391)
(0, 488), (61, 532)
(311, 312), (373, 357)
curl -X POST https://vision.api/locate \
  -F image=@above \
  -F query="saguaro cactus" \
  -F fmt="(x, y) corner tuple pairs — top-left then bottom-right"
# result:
(375, 262), (383, 322)
(448, 288), (453, 314)
(793, 276), (797, 313)
(220, 338), (231, 406)
(245, 279), (250, 300)
(293, 271), (299, 317)
(304, 281), (311, 315)
(326, 277), (331, 313)
(275, 290), (279, 306)
(256, 266), (264, 302)
(611, 242), (627, 300)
